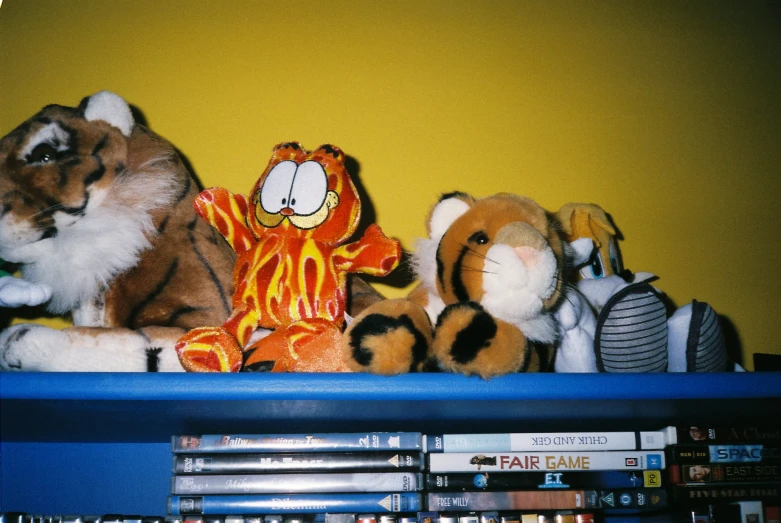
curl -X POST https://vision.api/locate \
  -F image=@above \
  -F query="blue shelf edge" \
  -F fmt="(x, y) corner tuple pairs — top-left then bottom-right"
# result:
(2, 370), (780, 401)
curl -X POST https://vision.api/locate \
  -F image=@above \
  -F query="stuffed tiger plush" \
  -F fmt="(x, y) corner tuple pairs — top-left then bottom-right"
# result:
(0, 91), (237, 371)
(342, 192), (568, 379)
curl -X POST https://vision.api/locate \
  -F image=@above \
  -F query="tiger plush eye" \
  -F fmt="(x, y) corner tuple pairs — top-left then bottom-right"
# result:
(27, 143), (59, 164)
(469, 231), (490, 245)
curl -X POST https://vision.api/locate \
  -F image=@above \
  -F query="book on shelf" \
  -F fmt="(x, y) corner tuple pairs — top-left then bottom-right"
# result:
(166, 492), (423, 515)
(426, 488), (667, 511)
(170, 471), (423, 494)
(426, 470), (663, 491)
(172, 433), (424, 453)
(425, 428), (675, 453)
(172, 450), (425, 474)
(427, 451), (665, 473)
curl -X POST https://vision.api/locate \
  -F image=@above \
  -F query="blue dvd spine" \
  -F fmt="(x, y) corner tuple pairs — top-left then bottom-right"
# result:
(171, 471), (423, 494)
(167, 492), (422, 515)
(172, 433), (423, 453)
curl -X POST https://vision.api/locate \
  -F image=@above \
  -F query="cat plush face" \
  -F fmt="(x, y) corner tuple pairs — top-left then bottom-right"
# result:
(248, 142), (361, 245)
(0, 95), (132, 261)
(0, 92), (178, 314)
(414, 192), (566, 342)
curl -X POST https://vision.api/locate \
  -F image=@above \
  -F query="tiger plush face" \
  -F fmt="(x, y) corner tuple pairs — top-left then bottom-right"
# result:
(0, 93), (178, 315)
(0, 92), (236, 371)
(414, 192), (566, 343)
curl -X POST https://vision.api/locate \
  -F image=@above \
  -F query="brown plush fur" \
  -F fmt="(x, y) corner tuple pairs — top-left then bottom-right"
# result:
(343, 192), (565, 379)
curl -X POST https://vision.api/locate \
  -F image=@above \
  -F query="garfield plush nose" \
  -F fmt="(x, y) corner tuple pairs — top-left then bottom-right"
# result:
(494, 222), (547, 267)
(280, 207), (294, 216)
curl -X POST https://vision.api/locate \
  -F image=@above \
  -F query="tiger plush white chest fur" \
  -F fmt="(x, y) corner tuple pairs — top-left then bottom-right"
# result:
(0, 91), (236, 371)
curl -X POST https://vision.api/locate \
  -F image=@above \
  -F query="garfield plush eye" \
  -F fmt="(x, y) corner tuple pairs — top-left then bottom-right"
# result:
(288, 161), (327, 216)
(26, 143), (59, 164)
(468, 231), (490, 245)
(260, 161), (297, 213)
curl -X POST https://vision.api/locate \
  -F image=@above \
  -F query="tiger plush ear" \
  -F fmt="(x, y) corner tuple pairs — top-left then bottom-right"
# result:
(426, 191), (475, 239)
(81, 91), (135, 137)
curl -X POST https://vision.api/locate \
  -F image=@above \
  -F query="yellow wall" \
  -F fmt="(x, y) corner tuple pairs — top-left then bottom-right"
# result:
(2, 1), (780, 369)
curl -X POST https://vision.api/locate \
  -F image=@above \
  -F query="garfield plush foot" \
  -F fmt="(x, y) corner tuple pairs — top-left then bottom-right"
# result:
(244, 319), (351, 372)
(175, 326), (243, 372)
(343, 298), (433, 375)
(432, 301), (532, 379)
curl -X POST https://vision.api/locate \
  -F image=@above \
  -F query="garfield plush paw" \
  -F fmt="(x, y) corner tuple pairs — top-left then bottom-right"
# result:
(175, 326), (243, 372)
(343, 298), (433, 375)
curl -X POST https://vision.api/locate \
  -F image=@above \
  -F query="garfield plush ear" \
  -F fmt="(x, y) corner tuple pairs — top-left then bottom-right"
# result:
(81, 91), (135, 137)
(426, 191), (475, 239)
(557, 203), (616, 240)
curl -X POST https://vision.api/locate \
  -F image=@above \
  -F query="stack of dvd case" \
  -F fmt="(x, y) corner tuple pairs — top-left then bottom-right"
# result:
(423, 428), (673, 515)
(666, 425), (781, 523)
(168, 432), (425, 517)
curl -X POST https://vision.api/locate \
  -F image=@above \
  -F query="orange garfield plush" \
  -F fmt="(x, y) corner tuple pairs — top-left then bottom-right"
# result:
(175, 142), (401, 372)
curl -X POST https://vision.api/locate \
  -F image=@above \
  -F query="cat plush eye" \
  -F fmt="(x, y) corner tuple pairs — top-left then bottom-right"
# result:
(26, 143), (59, 164)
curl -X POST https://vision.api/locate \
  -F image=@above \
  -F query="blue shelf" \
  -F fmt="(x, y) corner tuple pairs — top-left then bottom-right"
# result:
(2, 371), (780, 515)
(2, 371), (780, 442)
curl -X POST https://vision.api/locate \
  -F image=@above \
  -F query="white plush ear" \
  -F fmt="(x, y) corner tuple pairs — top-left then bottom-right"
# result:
(83, 91), (134, 137)
(566, 237), (595, 268)
(428, 197), (470, 239)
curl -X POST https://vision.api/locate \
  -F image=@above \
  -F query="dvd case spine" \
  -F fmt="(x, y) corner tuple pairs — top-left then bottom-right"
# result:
(668, 445), (781, 464)
(670, 483), (781, 503)
(427, 489), (598, 511)
(173, 451), (424, 474)
(166, 492), (423, 515)
(676, 426), (781, 445)
(426, 470), (664, 491)
(426, 489), (667, 511)
(427, 451), (665, 473)
(172, 433), (424, 453)
(669, 463), (781, 484)
(170, 472), (423, 494)
(425, 428), (675, 453)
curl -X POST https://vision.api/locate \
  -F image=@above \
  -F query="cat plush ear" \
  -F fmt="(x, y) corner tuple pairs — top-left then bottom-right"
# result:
(81, 91), (135, 137)
(426, 192), (474, 239)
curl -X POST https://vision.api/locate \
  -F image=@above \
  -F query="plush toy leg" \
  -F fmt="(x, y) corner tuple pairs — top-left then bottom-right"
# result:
(175, 305), (259, 372)
(175, 326), (243, 372)
(342, 298), (433, 375)
(668, 300), (728, 372)
(244, 319), (350, 372)
(432, 301), (532, 379)
(594, 281), (668, 372)
(553, 287), (598, 372)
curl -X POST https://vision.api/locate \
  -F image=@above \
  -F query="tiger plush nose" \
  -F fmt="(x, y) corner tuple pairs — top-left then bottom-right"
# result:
(494, 222), (547, 268)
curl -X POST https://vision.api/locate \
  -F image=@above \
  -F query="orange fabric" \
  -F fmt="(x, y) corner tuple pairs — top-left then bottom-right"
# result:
(176, 143), (401, 372)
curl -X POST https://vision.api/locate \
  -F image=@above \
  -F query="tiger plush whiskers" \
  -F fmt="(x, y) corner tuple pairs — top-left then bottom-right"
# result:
(460, 243), (499, 264)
